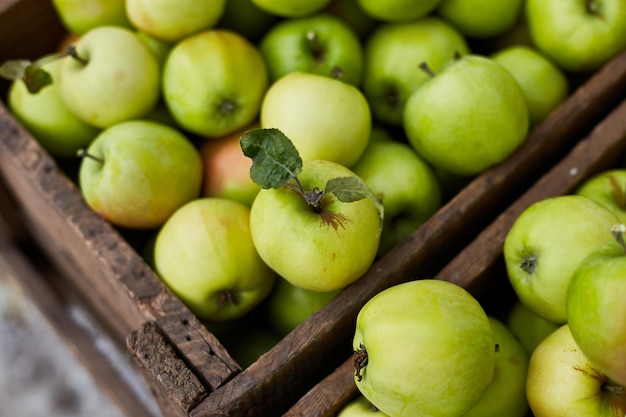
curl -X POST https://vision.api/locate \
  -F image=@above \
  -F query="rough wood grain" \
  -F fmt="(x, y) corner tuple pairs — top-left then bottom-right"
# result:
(283, 97), (626, 417)
(127, 321), (208, 417)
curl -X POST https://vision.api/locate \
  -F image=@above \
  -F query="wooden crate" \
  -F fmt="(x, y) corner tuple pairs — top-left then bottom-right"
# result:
(2, 1), (626, 416)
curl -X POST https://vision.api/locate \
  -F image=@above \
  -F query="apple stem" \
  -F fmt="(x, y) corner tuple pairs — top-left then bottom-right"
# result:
(219, 99), (236, 115)
(66, 44), (88, 66)
(519, 254), (537, 274)
(353, 343), (368, 382)
(306, 30), (324, 62)
(603, 381), (624, 395)
(586, 0), (601, 16)
(610, 224), (626, 254)
(330, 65), (344, 80)
(419, 62), (435, 78)
(219, 290), (239, 307)
(286, 177), (325, 213)
(76, 149), (104, 164)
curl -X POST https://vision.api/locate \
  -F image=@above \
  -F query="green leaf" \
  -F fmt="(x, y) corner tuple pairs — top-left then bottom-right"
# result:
(0, 59), (53, 93)
(240, 128), (303, 189)
(325, 176), (384, 223)
(0, 60), (31, 81)
(23, 65), (52, 93)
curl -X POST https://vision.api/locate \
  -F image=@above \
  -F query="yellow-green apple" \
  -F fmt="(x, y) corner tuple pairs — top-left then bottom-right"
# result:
(251, 0), (333, 17)
(52, 0), (132, 35)
(351, 135), (441, 256)
(216, 0), (279, 42)
(526, 324), (626, 416)
(492, 45), (569, 126)
(506, 300), (559, 355)
(436, 0), (524, 39)
(525, 0), (626, 73)
(58, 26), (161, 128)
(352, 279), (495, 417)
(262, 276), (340, 337)
(355, 0), (443, 22)
(162, 29), (268, 138)
(503, 195), (619, 324)
(337, 395), (389, 416)
(78, 120), (203, 230)
(259, 13), (364, 86)
(566, 224), (626, 386)
(7, 56), (100, 159)
(575, 169), (626, 224)
(242, 128), (383, 292)
(260, 71), (371, 168)
(403, 54), (528, 177)
(200, 122), (262, 207)
(461, 317), (529, 417)
(154, 198), (276, 321)
(126, 0), (226, 43)
(362, 17), (470, 126)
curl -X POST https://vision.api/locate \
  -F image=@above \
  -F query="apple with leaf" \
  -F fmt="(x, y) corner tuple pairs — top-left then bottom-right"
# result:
(241, 127), (383, 292)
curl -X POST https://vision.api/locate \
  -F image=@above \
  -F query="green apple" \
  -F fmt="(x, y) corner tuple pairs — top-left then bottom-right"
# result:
(251, 0), (333, 17)
(200, 122), (262, 207)
(525, 0), (626, 73)
(58, 25), (161, 128)
(216, 0), (279, 43)
(337, 395), (389, 416)
(78, 120), (203, 230)
(248, 157), (382, 292)
(351, 135), (442, 256)
(566, 224), (626, 386)
(353, 279), (495, 417)
(154, 198), (277, 321)
(575, 169), (626, 224)
(461, 317), (529, 417)
(436, 0), (524, 39)
(52, 0), (133, 35)
(503, 195), (619, 324)
(262, 276), (340, 337)
(259, 13), (364, 86)
(526, 324), (626, 416)
(491, 45), (569, 126)
(506, 300), (559, 355)
(355, 0), (443, 22)
(126, 0), (226, 43)
(260, 71), (371, 168)
(362, 17), (470, 126)
(7, 56), (100, 159)
(403, 54), (528, 177)
(162, 29), (268, 138)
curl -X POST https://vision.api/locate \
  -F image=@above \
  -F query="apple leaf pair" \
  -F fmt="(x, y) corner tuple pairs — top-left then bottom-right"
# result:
(0, 59), (53, 94)
(240, 128), (383, 222)
(0, 46), (84, 94)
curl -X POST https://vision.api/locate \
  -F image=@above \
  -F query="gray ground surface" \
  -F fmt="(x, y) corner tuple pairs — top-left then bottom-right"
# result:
(0, 274), (161, 417)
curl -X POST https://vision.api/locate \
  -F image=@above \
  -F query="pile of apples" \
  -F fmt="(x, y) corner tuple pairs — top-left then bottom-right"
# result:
(2, 0), (626, 413)
(343, 173), (626, 417)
